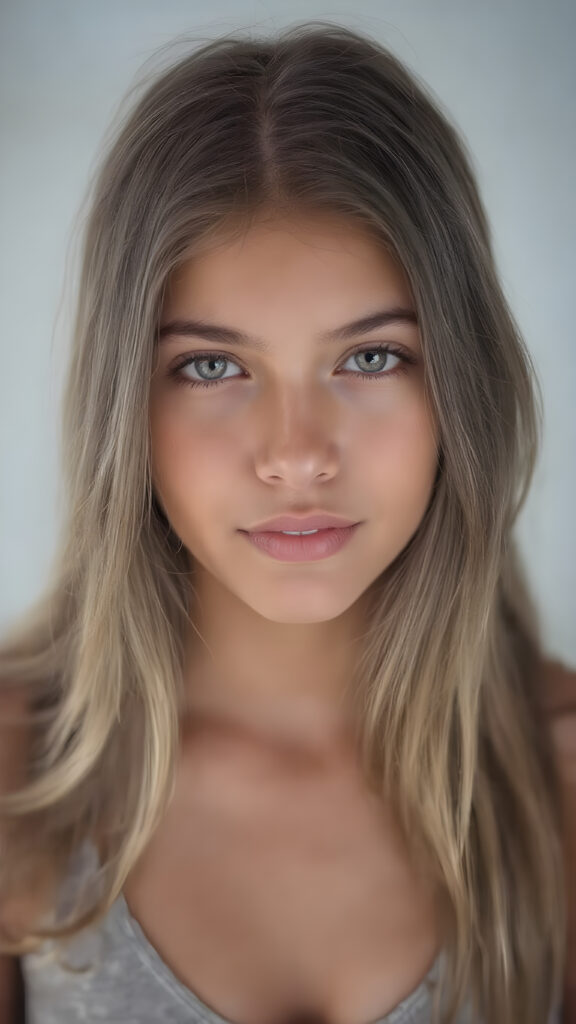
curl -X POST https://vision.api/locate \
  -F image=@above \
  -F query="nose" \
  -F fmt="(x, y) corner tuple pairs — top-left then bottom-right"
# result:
(253, 384), (340, 487)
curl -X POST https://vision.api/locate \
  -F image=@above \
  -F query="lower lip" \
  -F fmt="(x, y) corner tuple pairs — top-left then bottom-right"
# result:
(240, 524), (360, 562)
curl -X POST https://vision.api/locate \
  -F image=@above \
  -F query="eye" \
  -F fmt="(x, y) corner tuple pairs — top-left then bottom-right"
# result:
(170, 353), (243, 388)
(167, 343), (416, 390)
(340, 345), (411, 380)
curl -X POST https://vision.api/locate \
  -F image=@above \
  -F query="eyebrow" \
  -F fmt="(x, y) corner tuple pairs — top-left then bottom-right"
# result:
(157, 306), (418, 351)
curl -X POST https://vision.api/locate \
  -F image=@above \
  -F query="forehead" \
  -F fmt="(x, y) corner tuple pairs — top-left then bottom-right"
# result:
(162, 214), (414, 325)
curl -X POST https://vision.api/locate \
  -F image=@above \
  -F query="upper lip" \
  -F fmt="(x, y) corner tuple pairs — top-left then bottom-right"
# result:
(243, 513), (360, 533)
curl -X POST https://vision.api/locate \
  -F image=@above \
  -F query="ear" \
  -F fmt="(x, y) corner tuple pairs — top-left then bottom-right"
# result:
(540, 658), (576, 1021)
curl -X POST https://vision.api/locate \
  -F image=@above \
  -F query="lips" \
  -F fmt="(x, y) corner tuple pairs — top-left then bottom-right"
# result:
(242, 522), (360, 561)
(243, 513), (360, 533)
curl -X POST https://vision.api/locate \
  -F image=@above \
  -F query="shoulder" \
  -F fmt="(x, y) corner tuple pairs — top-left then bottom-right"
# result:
(539, 658), (576, 1020)
(539, 658), (576, 782)
(538, 658), (576, 718)
(0, 687), (31, 797)
(0, 688), (62, 936)
(537, 657), (576, 845)
(0, 689), (36, 929)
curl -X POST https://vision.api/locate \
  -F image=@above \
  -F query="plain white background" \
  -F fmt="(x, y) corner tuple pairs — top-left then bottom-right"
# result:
(1, 0), (574, 665)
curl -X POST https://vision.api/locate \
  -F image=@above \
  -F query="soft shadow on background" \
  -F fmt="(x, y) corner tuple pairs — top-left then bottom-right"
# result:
(0, 0), (574, 664)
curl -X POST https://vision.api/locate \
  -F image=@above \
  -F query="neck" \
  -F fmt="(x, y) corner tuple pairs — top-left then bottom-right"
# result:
(180, 568), (371, 759)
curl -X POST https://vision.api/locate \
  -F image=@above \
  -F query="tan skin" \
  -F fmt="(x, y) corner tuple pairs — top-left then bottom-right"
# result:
(1, 214), (575, 1022)
(128, 665), (576, 1024)
(133, 212), (441, 1023)
(148, 212), (439, 750)
(124, 210), (575, 1022)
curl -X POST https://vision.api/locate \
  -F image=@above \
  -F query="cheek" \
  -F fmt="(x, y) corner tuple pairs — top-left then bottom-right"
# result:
(149, 400), (233, 506)
(149, 382), (438, 519)
(362, 399), (438, 507)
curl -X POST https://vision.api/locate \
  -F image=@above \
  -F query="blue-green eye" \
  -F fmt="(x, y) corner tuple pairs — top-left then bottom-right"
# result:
(169, 343), (416, 390)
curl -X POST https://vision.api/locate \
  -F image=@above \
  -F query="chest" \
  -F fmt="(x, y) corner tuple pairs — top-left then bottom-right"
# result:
(122, 744), (441, 1024)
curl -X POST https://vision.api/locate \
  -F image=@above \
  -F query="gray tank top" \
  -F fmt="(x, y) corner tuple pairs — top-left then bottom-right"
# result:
(20, 840), (560, 1024)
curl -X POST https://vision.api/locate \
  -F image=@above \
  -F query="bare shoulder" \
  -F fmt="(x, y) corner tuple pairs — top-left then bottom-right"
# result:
(539, 658), (576, 1017)
(0, 691), (30, 1020)
(0, 688), (32, 801)
(539, 658), (576, 782)
(0, 687), (52, 929)
(539, 658), (576, 716)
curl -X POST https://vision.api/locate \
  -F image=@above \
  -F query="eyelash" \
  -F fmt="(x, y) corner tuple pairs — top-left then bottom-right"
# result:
(167, 344), (417, 391)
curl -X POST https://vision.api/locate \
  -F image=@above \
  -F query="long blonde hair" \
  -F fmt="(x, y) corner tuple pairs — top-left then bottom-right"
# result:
(0, 21), (565, 1023)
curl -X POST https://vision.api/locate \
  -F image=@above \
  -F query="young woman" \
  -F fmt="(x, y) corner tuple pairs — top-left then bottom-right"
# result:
(0, 21), (574, 1024)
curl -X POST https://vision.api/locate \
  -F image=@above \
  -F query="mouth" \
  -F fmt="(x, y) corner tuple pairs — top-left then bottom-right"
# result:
(242, 515), (360, 534)
(238, 523), (361, 562)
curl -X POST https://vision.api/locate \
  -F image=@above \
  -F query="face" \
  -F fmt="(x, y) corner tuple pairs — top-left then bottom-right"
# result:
(149, 212), (438, 625)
